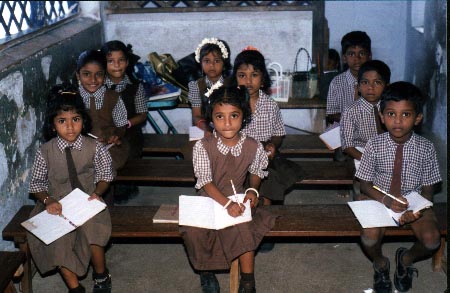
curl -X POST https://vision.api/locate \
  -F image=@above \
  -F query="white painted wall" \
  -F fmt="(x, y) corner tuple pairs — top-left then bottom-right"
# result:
(101, 1), (413, 134)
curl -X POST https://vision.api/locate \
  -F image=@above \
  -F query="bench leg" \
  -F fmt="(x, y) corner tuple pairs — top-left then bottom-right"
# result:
(19, 242), (32, 293)
(229, 259), (239, 293)
(432, 237), (446, 272)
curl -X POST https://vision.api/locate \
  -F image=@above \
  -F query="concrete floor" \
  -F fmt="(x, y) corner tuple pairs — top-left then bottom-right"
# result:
(28, 186), (447, 293)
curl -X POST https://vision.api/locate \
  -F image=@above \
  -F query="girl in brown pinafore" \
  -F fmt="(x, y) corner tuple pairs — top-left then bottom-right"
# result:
(28, 86), (113, 293)
(180, 85), (276, 293)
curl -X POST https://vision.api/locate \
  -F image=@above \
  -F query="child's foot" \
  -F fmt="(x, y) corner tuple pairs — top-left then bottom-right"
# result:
(238, 280), (256, 293)
(373, 259), (392, 293)
(200, 272), (220, 293)
(394, 247), (418, 292)
(257, 242), (275, 253)
(92, 270), (112, 293)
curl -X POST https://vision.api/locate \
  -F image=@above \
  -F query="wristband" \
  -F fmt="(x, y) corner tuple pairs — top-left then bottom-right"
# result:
(223, 199), (232, 210)
(245, 188), (259, 198)
(43, 196), (49, 205)
(127, 120), (132, 129)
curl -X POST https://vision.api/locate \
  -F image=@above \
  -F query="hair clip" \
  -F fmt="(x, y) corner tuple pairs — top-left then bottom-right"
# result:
(242, 45), (259, 52)
(204, 81), (223, 98)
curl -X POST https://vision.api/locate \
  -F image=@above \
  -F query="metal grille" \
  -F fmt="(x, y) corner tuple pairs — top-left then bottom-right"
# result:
(1, 1), (79, 42)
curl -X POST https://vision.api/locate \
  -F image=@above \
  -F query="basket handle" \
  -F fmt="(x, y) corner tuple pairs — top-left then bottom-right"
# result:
(293, 48), (312, 72)
(268, 62), (283, 77)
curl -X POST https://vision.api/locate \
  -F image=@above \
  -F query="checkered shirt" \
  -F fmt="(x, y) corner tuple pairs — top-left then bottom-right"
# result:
(105, 75), (147, 114)
(340, 98), (381, 150)
(326, 69), (358, 115)
(79, 85), (128, 127)
(355, 132), (442, 196)
(241, 91), (286, 142)
(188, 76), (225, 108)
(29, 135), (114, 193)
(193, 131), (269, 189)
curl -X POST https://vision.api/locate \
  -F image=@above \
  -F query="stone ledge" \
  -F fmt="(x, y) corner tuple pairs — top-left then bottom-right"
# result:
(0, 17), (100, 73)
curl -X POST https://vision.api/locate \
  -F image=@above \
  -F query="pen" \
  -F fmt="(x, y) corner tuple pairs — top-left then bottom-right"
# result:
(230, 180), (243, 213)
(373, 185), (407, 205)
(87, 133), (98, 139)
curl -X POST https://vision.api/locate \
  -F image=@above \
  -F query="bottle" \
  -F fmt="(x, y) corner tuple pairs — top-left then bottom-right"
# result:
(308, 64), (318, 98)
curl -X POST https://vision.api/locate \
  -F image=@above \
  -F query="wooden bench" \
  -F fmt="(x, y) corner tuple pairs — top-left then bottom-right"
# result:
(3, 204), (446, 293)
(142, 134), (333, 160)
(0, 251), (26, 293)
(115, 159), (354, 186)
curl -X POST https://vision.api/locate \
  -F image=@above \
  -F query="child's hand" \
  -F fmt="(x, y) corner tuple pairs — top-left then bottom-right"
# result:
(227, 202), (245, 217)
(265, 143), (276, 160)
(46, 198), (62, 215)
(244, 192), (258, 208)
(107, 135), (121, 145)
(386, 196), (408, 213)
(88, 193), (101, 201)
(399, 210), (420, 226)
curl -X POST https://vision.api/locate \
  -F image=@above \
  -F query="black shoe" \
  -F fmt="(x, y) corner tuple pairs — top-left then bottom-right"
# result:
(68, 284), (85, 293)
(373, 260), (392, 293)
(93, 271), (112, 293)
(257, 242), (275, 253)
(238, 280), (256, 293)
(200, 272), (220, 293)
(394, 247), (418, 292)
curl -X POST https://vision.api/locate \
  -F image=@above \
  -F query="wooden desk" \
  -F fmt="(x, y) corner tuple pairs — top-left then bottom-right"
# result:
(177, 97), (326, 109)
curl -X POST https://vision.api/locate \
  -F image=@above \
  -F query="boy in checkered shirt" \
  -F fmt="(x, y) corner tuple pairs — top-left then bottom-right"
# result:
(355, 82), (442, 293)
(340, 60), (391, 173)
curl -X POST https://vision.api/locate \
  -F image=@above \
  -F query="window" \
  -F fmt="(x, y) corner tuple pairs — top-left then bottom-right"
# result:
(0, 1), (79, 44)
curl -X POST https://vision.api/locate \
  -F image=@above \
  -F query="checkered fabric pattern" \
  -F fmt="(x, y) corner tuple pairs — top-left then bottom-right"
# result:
(326, 69), (358, 115)
(188, 76), (225, 108)
(105, 75), (147, 113)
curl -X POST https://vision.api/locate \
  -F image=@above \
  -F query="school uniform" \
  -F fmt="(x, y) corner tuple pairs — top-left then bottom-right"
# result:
(340, 98), (383, 170)
(326, 69), (358, 116)
(242, 91), (303, 201)
(79, 85), (129, 171)
(28, 135), (113, 276)
(355, 132), (442, 196)
(180, 132), (276, 270)
(105, 75), (147, 159)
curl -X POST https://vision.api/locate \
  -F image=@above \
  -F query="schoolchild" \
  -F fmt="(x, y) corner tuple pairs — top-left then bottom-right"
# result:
(326, 31), (372, 123)
(231, 48), (303, 206)
(340, 60), (391, 172)
(188, 37), (232, 135)
(355, 82), (442, 293)
(180, 85), (276, 293)
(319, 48), (341, 100)
(27, 86), (113, 293)
(100, 40), (147, 159)
(76, 50), (129, 173)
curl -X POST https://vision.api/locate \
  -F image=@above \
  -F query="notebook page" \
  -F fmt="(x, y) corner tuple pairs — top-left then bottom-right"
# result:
(348, 200), (398, 228)
(213, 194), (252, 230)
(179, 195), (215, 229)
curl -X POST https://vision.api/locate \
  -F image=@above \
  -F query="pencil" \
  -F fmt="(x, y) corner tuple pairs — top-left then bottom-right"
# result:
(230, 180), (243, 213)
(373, 185), (407, 205)
(87, 133), (98, 139)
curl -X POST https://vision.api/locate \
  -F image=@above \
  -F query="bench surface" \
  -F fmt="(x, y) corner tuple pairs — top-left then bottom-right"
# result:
(115, 159), (354, 185)
(3, 204), (446, 241)
(142, 134), (332, 159)
(0, 251), (25, 291)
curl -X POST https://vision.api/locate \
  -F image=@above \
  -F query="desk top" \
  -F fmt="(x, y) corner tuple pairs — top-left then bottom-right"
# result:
(177, 97), (326, 109)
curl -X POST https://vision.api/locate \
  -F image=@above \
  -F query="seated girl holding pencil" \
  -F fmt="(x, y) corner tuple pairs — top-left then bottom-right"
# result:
(180, 84), (276, 293)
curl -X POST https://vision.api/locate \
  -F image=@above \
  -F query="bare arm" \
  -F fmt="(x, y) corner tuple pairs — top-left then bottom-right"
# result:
(202, 182), (243, 217)
(343, 146), (362, 160)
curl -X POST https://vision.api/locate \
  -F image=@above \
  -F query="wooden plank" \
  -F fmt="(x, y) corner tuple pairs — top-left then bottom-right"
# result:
(115, 159), (354, 185)
(142, 134), (332, 158)
(0, 251), (25, 292)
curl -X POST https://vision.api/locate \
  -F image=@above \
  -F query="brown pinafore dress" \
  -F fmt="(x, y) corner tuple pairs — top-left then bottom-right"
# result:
(180, 135), (276, 271)
(27, 136), (111, 276)
(89, 89), (129, 171)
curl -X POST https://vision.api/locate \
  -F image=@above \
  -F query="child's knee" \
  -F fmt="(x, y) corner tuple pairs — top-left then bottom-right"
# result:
(361, 231), (381, 247)
(419, 230), (441, 251)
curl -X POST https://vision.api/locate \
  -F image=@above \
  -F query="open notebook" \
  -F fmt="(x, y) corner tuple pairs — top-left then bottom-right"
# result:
(21, 188), (106, 245)
(179, 194), (252, 230)
(348, 191), (433, 228)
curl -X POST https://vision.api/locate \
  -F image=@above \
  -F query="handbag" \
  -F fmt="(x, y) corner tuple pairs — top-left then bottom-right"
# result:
(268, 62), (290, 102)
(292, 48), (317, 99)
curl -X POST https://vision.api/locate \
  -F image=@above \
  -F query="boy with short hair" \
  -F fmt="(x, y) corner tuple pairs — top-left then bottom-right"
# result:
(326, 31), (372, 123)
(355, 82), (442, 293)
(341, 60), (391, 172)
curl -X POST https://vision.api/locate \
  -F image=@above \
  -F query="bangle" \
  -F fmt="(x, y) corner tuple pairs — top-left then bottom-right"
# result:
(127, 120), (132, 128)
(196, 119), (206, 127)
(245, 188), (259, 198)
(43, 196), (49, 205)
(223, 199), (232, 210)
